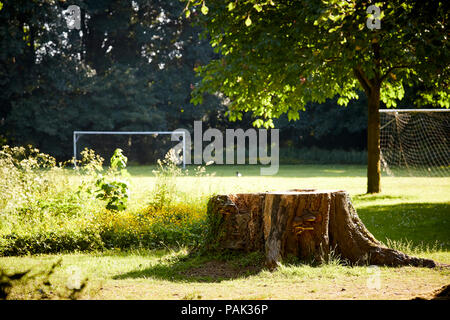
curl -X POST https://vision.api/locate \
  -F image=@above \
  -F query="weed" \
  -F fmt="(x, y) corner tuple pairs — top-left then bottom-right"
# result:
(95, 149), (130, 211)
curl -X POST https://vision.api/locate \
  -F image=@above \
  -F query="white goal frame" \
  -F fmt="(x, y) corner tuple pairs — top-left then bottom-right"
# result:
(379, 109), (449, 112)
(380, 108), (449, 129)
(73, 131), (186, 169)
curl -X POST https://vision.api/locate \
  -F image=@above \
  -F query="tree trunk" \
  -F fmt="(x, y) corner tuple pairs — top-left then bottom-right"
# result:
(367, 84), (381, 193)
(207, 190), (439, 270)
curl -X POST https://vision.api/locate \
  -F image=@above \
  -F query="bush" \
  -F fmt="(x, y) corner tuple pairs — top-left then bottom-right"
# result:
(0, 230), (105, 256)
(0, 145), (103, 255)
(96, 196), (207, 250)
(148, 149), (185, 211)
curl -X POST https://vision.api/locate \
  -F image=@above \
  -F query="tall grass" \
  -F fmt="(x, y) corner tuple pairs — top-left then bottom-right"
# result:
(0, 145), (210, 256)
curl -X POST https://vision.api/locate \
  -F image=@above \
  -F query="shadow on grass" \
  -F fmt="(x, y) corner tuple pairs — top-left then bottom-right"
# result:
(90, 248), (169, 259)
(112, 250), (266, 283)
(357, 202), (450, 250)
(352, 194), (410, 202)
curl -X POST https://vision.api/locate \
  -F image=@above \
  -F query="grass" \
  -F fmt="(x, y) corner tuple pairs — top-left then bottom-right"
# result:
(1, 164), (449, 299)
(1, 248), (449, 300)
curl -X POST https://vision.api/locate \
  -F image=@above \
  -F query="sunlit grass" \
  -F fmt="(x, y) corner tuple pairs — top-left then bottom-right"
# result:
(1, 246), (449, 300)
(1, 164), (449, 299)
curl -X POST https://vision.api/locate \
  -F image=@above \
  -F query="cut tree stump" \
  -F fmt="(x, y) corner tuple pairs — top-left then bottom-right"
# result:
(206, 189), (438, 269)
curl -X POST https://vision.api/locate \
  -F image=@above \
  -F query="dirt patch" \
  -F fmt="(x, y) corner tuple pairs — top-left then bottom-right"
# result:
(180, 260), (261, 280)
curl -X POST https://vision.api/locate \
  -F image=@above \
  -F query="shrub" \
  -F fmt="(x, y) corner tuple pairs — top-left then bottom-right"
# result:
(95, 148), (130, 211)
(95, 198), (207, 250)
(0, 230), (105, 256)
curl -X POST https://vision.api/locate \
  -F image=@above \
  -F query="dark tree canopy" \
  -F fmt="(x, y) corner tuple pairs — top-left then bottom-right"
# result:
(0, 0), (222, 159)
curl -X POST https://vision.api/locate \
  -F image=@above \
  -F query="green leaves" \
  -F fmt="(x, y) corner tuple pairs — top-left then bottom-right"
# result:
(190, 0), (449, 127)
(95, 178), (129, 211)
(253, 4), (263, 12)
(287, 110), (300, 121)
(245, 16), (252, 26)
(110, 148), (127, 171)
(253, 119), (264, 127)
(95, 149), (130, 212)
(201, 4), (209, 15)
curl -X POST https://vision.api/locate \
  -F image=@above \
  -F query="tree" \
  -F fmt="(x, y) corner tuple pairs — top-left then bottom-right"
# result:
(0, 0), (223, 160)
(0, 0), (72, 150)
(188, 0), (449, 193)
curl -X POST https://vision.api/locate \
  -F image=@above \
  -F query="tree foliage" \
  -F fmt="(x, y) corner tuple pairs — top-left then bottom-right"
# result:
(189, 0), (449, 127)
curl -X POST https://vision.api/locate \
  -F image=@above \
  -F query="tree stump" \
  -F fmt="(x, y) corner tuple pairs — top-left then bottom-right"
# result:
(207, 189), (438, 269)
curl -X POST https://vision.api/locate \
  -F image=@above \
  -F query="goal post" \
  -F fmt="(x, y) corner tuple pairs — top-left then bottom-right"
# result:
(73, 131), (186, 169)
(379, 109), (450, 177)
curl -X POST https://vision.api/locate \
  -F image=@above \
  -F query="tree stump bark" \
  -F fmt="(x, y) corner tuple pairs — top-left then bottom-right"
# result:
(206, 189), (438, 269)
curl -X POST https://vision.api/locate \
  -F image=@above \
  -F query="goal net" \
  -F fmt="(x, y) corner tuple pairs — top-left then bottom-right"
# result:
(380, 109), (450, 177)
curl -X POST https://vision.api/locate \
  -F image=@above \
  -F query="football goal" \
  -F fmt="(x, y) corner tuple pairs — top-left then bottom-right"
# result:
(380, 109), (450, 177)
(72, 131), (186, 169)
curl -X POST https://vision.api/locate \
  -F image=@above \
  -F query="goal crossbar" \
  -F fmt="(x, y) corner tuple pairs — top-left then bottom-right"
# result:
(380, 109), (449, 113)
(73, 131), (186, 169)
(380, 109), (449, 130)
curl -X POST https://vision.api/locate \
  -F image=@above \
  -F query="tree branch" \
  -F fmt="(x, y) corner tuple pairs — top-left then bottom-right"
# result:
(353, 67), (372, 96)
(380, 64), (415, 83)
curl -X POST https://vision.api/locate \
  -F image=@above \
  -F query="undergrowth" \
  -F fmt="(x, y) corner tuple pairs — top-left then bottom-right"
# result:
(0, 145), (210, 256)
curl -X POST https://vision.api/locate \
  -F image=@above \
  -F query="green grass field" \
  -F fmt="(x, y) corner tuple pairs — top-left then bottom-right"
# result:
(1, 164), (449, 300)
(128, 164), (450, 249)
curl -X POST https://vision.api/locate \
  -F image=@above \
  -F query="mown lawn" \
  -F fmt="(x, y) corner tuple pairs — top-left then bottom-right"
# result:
(1, 164), (449, 299)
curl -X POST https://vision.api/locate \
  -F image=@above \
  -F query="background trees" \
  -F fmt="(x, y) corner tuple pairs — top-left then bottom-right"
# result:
(0, 0), (222, 159)
(3, 1), (444, 175)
